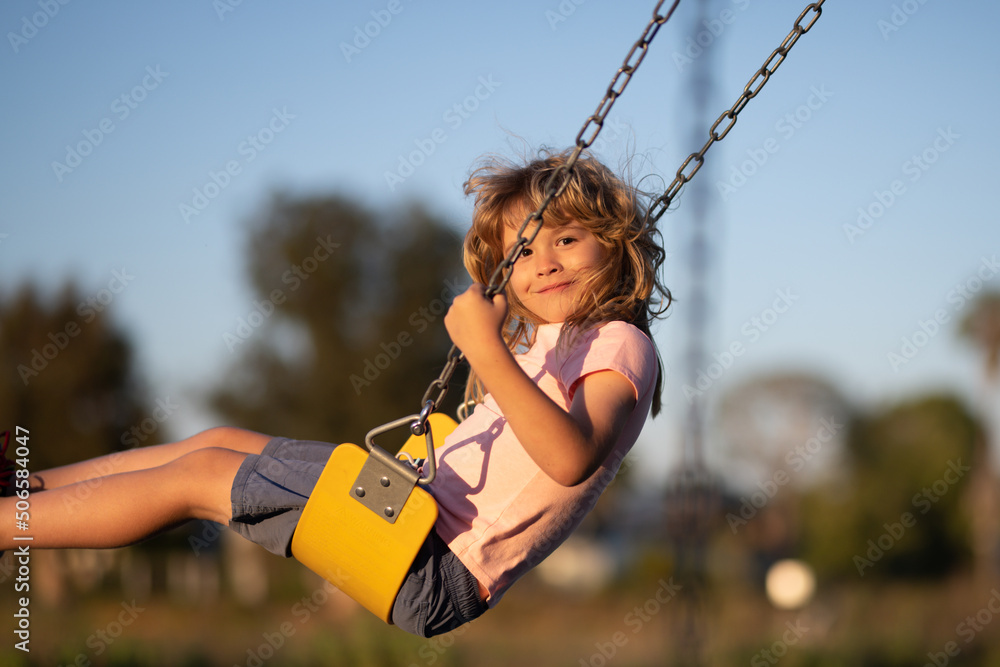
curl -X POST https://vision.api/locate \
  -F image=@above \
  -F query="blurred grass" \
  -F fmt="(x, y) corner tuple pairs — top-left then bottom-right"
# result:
(6, 567), (1000, 667)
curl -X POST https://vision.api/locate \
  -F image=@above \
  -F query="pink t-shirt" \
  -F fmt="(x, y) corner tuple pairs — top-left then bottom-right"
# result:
(430, 320), (658, 606)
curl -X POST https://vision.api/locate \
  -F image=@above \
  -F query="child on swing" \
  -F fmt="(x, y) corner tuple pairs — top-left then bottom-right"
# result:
(1, 148), (670, 638)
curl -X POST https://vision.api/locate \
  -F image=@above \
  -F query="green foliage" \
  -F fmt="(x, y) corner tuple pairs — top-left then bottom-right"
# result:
(800, 395), (979, 580)
(958, 290), (1000, 378)
(210, 194), (467, 447)
(0, 281), (149, 469)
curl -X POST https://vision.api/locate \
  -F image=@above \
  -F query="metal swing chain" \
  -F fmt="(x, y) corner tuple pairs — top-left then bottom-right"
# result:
(647, 0), (825, 223)
(411, 0), (683, 430)
(407, 0), (825, 435)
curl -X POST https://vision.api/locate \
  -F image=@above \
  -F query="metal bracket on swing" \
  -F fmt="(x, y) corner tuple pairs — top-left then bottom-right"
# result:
(350, 403), (438, 525)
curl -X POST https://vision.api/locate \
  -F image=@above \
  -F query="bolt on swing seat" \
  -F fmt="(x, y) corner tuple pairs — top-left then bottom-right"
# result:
(290, 409), (457, 624)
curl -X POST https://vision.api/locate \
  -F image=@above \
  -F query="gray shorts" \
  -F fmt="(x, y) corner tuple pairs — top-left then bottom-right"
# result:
(229, 437), (487, 637)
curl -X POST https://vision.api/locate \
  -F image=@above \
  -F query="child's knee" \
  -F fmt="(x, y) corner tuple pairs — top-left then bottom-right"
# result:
(175, 446), (245, 472)
(195, 426), (269, 454)
(171, 447), (247, 520)
(197, 426), (241, 446)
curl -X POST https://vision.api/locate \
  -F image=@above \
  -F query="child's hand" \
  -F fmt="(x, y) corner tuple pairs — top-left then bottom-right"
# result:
(444, 284), (508, 361)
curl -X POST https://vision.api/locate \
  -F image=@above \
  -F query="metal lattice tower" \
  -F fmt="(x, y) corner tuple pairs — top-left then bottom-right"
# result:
(666, 0), (722, 664)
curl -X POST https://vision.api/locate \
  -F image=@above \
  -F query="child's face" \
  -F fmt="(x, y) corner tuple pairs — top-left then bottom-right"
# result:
(502, 219), (607, 323)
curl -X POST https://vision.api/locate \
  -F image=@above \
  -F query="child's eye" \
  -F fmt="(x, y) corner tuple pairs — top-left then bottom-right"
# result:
(557, 236), (577, 246)
(518, 247), (533, 258)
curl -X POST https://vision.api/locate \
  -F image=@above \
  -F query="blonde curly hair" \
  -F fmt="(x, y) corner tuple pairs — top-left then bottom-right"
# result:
(462, 148), (671, 416)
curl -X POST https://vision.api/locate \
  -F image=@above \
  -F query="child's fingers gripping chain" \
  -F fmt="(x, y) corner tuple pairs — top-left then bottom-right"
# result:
(445, 285), (508, 355)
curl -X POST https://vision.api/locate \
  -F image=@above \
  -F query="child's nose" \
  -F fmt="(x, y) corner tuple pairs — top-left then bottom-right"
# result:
(535, 253), (562, 274)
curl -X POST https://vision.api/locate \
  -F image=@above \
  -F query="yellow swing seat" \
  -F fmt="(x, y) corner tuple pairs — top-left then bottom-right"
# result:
(290, 412), (457, 623)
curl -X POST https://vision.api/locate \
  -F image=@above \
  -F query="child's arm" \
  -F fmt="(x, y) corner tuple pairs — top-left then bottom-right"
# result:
(444, 284), (637, 487)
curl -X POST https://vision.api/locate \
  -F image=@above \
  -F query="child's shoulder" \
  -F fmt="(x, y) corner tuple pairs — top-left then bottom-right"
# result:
(555, 320), (658, 395)
(534, 321), (654, 363)
(566, 320), (656, 369)
(586, 320), (654, 349)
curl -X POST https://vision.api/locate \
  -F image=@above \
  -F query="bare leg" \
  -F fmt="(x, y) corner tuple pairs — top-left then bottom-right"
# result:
(2, 447), (246, 551)
(30, 427), (272, 492)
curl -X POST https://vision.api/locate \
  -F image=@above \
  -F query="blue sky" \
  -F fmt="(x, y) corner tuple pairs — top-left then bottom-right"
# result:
(2, 0), (998, 485)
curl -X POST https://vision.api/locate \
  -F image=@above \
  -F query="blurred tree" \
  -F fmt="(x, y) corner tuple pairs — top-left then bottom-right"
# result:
(800, 394), (978, 580)
(716, 373), (851, 583)
(0, 281), (149, 471)
(719, 372), (851, 491)
(209, 194), (467, 448)
(959, 291), (1000, 381)
(956, 290), (1000, 584)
